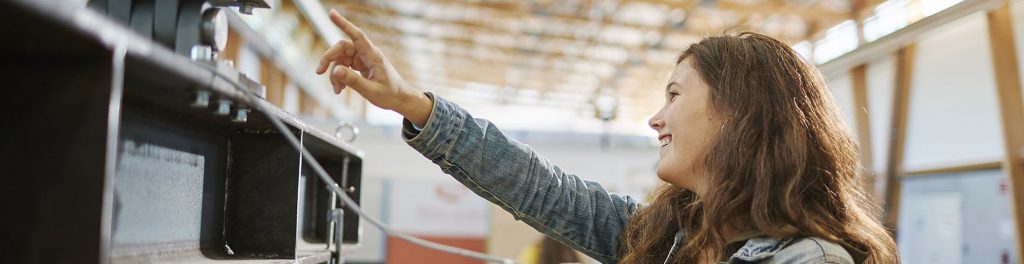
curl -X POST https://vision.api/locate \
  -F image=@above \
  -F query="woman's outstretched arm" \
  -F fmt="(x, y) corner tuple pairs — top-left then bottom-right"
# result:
(316, 10), (642, 263)
(402, 93), (642, 263)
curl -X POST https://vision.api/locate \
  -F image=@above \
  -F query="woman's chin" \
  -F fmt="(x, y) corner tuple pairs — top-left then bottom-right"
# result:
(655, 168), (694, 190)
(655, 169), (673, 183)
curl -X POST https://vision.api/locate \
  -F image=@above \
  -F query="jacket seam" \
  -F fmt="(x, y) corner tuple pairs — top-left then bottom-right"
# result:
(439, 108), (466, 158)
(807, 237), (835, 264)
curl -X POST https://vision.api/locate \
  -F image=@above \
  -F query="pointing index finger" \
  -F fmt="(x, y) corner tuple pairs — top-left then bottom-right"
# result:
(329, 10), (372, 51)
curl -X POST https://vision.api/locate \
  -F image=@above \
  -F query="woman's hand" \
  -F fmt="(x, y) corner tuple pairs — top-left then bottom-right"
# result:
(315, 10), (432, 127)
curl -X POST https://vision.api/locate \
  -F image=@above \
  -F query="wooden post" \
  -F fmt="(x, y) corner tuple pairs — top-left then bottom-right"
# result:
(260, 59), (286, 107)
(986, 2), (1024, 260)
(222, 29), (242, 64)
(299, 92), (316, 115)
(851, 64), (877, 200)
(883, 44), (915, 229)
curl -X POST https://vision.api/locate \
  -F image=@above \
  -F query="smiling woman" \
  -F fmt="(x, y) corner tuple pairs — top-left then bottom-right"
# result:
(623, 32), (899, 264)
(648, 58), (718, 193)
(317, 8), (897, 264)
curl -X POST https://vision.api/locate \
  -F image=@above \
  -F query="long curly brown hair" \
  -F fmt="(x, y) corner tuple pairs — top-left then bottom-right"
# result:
(618, 32), (898, 264)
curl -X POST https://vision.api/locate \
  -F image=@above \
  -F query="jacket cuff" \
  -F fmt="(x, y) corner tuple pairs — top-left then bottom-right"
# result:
(401, 92), (466, 160)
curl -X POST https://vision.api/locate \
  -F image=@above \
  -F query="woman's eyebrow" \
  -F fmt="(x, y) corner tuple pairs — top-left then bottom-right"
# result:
(665, 82), (680, 92)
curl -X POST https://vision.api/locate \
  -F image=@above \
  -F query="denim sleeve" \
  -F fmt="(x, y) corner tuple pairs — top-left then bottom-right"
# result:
(402, 93), (643, 263)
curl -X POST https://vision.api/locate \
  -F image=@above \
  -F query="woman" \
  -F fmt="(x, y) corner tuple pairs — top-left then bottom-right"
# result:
(315, 9), (898, 264)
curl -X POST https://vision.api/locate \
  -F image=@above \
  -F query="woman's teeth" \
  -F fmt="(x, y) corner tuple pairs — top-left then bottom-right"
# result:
(660, 136), (672, 147)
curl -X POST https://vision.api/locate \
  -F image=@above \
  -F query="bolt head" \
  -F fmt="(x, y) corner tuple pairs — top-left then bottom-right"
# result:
(215, 99), (232, 116)
(238, 3), (254, 14)
(233, 109), (250, 123)
(192, 90), (211, 108)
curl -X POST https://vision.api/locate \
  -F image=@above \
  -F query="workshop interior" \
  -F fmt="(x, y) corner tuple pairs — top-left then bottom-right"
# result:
(3, 0), (1024, 263)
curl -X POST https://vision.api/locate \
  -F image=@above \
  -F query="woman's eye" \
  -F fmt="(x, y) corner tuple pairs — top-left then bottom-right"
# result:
(668, 91), (680, 101)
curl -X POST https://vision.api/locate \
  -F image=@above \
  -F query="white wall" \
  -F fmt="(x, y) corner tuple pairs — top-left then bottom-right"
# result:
(827, 72), (860, 140)
(865, 55), (897, 196)
(824, 6), (1024, 174)
(825, 12), (1009, 174)
(825, 55), (898, 196)
(866, 55), (896, 175)
(904, 12), (1005, 171)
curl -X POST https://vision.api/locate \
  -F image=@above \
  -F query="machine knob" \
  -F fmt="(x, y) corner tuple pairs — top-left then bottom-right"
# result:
(200, 7), (228, 52)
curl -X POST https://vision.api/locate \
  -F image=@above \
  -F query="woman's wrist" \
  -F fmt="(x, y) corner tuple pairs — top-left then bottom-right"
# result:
(396, 90), (433, 128)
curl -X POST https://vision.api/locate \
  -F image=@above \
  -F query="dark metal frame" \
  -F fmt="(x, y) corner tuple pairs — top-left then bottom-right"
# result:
(1, 1), (362, 263)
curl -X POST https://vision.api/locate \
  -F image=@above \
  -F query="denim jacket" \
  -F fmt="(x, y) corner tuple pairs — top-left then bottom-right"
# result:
(402, 94), (860, 264)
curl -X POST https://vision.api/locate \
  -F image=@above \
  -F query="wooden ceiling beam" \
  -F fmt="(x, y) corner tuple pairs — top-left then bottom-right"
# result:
(333, 8), (645, 65)
(325, 0), (815, 45)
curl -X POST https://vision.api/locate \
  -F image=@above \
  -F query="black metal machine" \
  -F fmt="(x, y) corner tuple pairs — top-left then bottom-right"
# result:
(1, 0), (362, 263)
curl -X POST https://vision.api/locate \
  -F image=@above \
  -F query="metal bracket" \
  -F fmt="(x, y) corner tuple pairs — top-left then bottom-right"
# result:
(328, 208), (344, 264)
(207, 0), (270, 15)
(341, 156), (351, 193)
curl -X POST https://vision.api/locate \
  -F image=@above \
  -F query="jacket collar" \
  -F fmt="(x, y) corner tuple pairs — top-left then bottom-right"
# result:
(726, 235), (796, 262)
(725, 233), (868, 264)
(665, 231), (791, 263)
(667, 231), (865, 263)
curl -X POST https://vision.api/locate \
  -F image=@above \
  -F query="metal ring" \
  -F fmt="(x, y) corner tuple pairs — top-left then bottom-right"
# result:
(335, 121), (359, 143)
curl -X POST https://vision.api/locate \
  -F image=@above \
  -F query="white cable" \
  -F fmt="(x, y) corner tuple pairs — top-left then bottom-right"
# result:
(200, 64), (517, 264)
(100, 39), (129, 264)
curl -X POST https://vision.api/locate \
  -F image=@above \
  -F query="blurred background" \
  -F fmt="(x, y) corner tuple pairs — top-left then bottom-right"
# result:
(7, 0), (1024, 263)
(225, 0), (1022, 263)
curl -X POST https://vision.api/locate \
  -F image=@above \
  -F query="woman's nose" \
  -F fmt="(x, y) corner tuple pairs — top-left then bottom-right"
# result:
(648, 116), (664, 130)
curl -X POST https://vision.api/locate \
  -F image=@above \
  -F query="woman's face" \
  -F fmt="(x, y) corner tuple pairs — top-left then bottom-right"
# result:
(649, 58), (718, 194)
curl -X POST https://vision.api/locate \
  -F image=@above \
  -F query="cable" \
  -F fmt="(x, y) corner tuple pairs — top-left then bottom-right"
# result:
(100, 39), (129, 264)
(197, 62), (517, 264)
